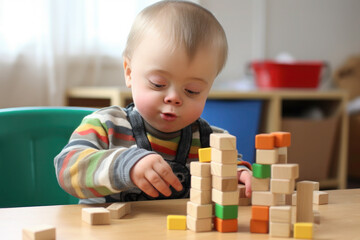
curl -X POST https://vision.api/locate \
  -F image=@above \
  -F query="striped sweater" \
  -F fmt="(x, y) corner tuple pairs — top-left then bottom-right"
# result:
(54, 106), (250, 203)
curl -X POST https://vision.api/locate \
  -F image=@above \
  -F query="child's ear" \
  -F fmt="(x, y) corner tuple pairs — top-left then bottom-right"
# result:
(123, 57), (132, 88)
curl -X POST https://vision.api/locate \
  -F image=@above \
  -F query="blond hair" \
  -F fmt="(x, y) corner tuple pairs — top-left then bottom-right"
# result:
(123, 0), (228, 74)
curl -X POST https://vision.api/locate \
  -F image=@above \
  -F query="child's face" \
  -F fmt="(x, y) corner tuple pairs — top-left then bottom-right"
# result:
(124, 32), (219, 133)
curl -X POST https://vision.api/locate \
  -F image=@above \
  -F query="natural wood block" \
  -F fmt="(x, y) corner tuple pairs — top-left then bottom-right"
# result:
(252, 163), (271, 178)
(296, 180), (319, 191)
(278, 147), (288, 163)
(198, 147), (211, 163)
(238, 184), (246, 198)
(251, 206), (269, 221)
(250, 219), (269, 233)
(238, 197), (251, 206)
(186, 201), (212, 219)
(285, 194), (293, 205)
(269, 222), (291, 237)
(214, 217), (238, 233)
(190, 162), (211, 177)
(191, 176), (211, 190)
(212, 175), (238, 191)
(313, 210), (321, 224)
(255, 133), (275, 149)
(256, 149), (279, 164)
(22, 225), (55, 240)
(252, 191), (283, 206)
(186, 215), (212, 232)
(271, 164), (299, 179)
(215, 203), (238, 219)
(296, 181), (314, 223)
(294, 222), (313, 239)
(251, 176), (270, 191)
(212, 188), (239, 206)
(292, 192), (297, 205)
(270, 179), (295, 194)
(313, 191), (329, 205)
(271, 132), (291, 147)
(210, 133), (236, 150)
(190, 188), (211, 205)
(167, 215), (187, 230)
(107, 202), (131, 219)
(210, 162), (237, 177)
(269, 206), (292, 223)
(82, 207), (110, 225)
(211, 148), (237, 164)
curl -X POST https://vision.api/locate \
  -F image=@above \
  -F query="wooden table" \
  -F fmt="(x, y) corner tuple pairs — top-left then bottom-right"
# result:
(1, 190), (359, 239)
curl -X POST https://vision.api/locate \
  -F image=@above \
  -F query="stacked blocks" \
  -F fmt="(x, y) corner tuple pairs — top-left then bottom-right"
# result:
(188, 158), (212, 232)
(210, 133), (239, 233)
(251, 132), (296, 235)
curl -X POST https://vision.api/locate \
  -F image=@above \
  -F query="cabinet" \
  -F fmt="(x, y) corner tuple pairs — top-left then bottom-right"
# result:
(66, 87), (348, 189)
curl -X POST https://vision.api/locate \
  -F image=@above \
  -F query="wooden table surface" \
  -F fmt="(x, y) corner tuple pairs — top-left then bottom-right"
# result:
(0, 189), (359, 240)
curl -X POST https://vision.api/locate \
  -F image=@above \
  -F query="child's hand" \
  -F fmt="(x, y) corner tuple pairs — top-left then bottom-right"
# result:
(237, 170), (252, 198)
(130, 154), (183, 198)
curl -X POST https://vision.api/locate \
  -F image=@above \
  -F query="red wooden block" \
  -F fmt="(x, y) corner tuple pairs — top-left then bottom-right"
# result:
(271, 132), (291, 147)
(214, 217), (238, 233)
(251, 206), (269, 221)
(250, 219), (269, 233)
(255, 134), (275, 149)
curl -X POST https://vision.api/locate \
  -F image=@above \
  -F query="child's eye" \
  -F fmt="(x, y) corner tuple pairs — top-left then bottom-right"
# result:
(185, 89), (200, 95)
(150, 81), (165, 89)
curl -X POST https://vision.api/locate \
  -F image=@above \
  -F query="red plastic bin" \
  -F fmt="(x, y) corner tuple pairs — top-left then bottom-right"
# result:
(251, 61), (324, 89)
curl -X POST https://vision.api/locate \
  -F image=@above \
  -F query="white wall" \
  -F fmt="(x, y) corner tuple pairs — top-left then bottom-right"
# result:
(200, 0), (360, 86)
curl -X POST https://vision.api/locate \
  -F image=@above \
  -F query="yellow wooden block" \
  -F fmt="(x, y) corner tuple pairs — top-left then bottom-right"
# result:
(198, 147), (211, 162)
(294, 222), (313, 239)
(167, 215), (187, 230)
(22, 225), (56, 240)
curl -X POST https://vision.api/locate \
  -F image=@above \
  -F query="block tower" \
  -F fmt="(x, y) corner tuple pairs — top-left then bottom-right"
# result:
(210, 133), (239, 233)
(250, 132), (297, 237)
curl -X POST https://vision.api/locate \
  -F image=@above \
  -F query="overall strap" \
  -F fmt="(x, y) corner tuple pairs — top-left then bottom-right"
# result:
(197, 117), (213, 148)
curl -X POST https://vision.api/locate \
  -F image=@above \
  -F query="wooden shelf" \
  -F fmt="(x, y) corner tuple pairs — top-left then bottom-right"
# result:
(66, 87), (348, 189)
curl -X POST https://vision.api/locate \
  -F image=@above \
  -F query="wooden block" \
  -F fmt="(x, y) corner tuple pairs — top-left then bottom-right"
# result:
(238, 197), (251, 206)
(186, 201), (212, 219)
(271, 164), (299, 179)
(252, 163), (271, 178)
(214, 217), (238, 233)
(186, 215), (212, 232)
(296, 181), (314, 223)
(190, 162), (211, 177)
(313, 191), (329, 205)
(251, 206), (269, 221)
(238, 184), (246, 198)
(212, 188), (239, 205)
(215, 203), (238, 219)
(212, 175), (238, 191)
(292, 192), (297, 205)
(251, 191), (283, 206)
(294, 222), (313, 239)
(210, 162), (237, 177)
(210, 133), (236, 150)
(211, 148), (237, 164)
(285, 194), (293, 205)
(255, 133), (275, 149)
(269, 206), (292, 223)
(256, 149), (279, 164)
(271, 132), (291, 147)
(107, 202), (131, 219)
(167, 215), (187, 230)
(270, 179), (295, 194)
(278, 147), (288, 163)
(190, 188), (211, 205)
(251, 176), (270, 191)
(198, 147), (211, 162)
(313, 210), (320, 224)
(250, 219), (269, 233)
(191, 176), (211, 190)
(269, 222), (291, 237)
(22, 225), (55, 240)
(82, 207), (110, 225)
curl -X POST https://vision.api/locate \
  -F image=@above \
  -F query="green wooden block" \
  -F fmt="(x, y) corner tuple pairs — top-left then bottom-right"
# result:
(252, 163), (271, 178)
(215, 203), (238, 219)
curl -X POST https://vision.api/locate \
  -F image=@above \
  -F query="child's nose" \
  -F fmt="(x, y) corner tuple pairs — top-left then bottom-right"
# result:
(164, 91), (182, 106)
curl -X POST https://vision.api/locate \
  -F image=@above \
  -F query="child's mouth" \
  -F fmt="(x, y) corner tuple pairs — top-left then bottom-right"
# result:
(161, 112), (177, 121)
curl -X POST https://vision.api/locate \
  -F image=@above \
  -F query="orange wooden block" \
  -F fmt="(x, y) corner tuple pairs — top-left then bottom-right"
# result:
(272, 132), (291, 147)
(255, 134), (275, 149)
(251, 206), (269, 221)
(214, 217), (238, 233)
(250, 219), (269, 233)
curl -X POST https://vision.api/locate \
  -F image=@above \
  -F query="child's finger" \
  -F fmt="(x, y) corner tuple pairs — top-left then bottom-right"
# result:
(144, 170), (172, 197)
(153, 161), (183, 192)
(136, 178), (159, 198)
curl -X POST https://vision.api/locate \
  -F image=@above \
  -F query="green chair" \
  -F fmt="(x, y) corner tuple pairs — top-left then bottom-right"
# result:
(0, 107), (96, 208)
